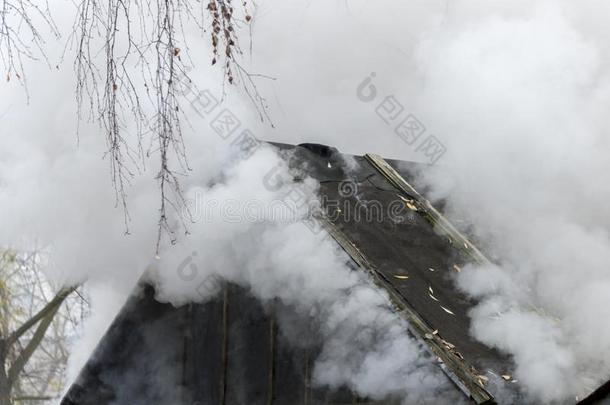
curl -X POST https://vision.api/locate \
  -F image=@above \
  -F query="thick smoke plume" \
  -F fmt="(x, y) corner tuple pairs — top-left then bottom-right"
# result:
(240, 1), (610, 402)
(415, 7), (610, 402)
(2, 0), (610, 403)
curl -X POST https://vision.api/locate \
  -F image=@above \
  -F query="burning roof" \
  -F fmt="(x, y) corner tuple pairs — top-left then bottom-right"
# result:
(60, 143), (610, 405)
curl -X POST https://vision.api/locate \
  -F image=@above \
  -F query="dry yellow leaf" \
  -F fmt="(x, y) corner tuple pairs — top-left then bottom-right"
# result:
(440, 305), (455, 315)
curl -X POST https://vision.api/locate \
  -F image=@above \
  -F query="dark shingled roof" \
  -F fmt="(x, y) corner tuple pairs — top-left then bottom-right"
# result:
(61, 142), (610, 405)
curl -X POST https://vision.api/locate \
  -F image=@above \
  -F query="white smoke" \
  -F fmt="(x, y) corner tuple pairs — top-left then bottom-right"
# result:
(148, 147), (461, 403)
(3, 0), (610, 403)
(239, 1), (610, 402)
(414, 8), (610, 401)
(0, 5), (459, 399)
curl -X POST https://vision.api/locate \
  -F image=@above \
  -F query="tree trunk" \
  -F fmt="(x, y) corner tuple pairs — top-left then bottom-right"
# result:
(0, 341), (11, 405)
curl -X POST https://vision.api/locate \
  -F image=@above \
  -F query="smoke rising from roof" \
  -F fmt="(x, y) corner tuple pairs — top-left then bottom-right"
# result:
(413, 6), (610, 402)
(148, 148), (462, 403)
(237, 0), (610, 401)
(2, 0), (610, 403)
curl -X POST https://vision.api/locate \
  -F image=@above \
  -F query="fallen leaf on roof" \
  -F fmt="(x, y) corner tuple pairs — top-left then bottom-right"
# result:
(501, 374), (512, 381)
(440, 306), (455, 315)
(453, 264), (461, 272)
(429, 294), (439, 302)
(398, 195), (418, 211)
(428, 286), (434, 294)
(428, 267), (435, 272)
(424, 333), (434, 340)
(463, 242), (469, 249)
(393, 275), (409, 280)
(441, 339), (455, 349)
(432, 329), (438, 335)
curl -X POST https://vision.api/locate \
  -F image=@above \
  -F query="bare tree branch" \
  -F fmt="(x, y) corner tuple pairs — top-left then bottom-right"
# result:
(0, 0), (58, 99)
(72, 0), (270, 251)
(12, 396), (53, 402)
(6, 287), (75, 349)
(0, 250), (87, 404)
(8, 294), (64, 386)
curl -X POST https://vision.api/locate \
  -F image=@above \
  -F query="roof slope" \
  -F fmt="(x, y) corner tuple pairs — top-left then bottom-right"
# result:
(63, 142), (610, 404)
(280, 143), (518, 403)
